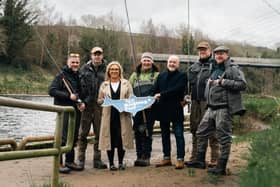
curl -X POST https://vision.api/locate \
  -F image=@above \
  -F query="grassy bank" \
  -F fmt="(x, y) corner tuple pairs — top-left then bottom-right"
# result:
(237, 95), (280, 187)
(233, 95), (278, 134)
(239, 118), (280, 187)
(0, 65), (53, 94)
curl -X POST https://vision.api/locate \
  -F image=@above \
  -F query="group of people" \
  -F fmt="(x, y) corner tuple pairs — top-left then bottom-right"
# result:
(49, 41), (247, 176)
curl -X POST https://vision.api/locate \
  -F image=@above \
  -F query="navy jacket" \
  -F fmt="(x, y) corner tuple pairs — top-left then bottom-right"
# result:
(153, 69), (187, 122)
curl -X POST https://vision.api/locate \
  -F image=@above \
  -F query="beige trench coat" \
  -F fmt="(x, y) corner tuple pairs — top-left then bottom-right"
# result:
(97, 79), (134, 151)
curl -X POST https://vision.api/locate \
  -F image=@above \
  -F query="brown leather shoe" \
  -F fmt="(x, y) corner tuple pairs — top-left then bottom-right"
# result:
(175, 160), (184, 169)
(155, 159), (172, 167)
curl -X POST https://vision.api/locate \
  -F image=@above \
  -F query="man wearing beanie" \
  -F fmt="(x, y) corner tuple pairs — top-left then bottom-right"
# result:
(129, 52), (159, 166)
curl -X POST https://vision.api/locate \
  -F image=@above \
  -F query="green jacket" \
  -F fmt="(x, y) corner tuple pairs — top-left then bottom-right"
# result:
(129, 64), (159, 97)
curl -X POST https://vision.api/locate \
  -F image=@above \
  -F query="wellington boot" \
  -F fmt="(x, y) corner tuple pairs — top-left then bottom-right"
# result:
(185, 160), (206, 169)
(207, 159), (227, 175)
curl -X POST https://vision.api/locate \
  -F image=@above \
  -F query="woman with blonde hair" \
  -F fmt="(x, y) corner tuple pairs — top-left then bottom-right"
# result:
(98, 61), (134, 170)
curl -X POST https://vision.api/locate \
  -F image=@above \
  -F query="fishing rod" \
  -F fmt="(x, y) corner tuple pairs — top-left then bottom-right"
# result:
(124, 0), (137, 65)
(124, 0), (149, 136)
(34, 26), (82, 104)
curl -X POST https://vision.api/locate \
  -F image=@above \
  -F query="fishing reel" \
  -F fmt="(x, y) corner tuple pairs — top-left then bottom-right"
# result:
(76, 98), (83, 107)
(184, 95), (192, 104)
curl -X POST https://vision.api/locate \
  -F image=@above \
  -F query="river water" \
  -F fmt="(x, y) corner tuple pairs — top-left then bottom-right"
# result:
(0, 95), (56, 140)
(0, 95), (191, 142)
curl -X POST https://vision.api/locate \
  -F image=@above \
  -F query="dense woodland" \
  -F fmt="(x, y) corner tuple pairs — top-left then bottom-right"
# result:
(0, 0), (280, 95)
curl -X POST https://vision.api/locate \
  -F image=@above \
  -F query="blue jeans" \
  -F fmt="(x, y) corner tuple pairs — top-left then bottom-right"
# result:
(160, 121), (185, 160)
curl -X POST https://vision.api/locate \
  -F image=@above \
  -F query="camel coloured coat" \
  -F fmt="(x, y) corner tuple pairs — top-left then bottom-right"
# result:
(97, 79), (134, 150)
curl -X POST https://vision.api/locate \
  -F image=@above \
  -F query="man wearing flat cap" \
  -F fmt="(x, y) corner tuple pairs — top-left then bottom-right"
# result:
(77, 46), (108, 170)
(185, 41), (219, 167)
(187, 46), (247, 175)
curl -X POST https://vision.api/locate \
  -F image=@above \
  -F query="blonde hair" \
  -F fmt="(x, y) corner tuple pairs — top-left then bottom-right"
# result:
(105, 61), (124, 81)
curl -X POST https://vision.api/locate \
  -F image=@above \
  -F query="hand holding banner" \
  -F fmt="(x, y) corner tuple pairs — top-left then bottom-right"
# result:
(101, 96), (155, 116)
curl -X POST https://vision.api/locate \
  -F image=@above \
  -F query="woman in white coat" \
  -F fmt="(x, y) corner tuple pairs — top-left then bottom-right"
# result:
(98, 61), (134, 170)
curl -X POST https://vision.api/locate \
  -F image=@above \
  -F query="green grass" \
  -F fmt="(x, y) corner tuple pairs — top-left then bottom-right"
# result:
(233, 95), (280, 186)
(239, 118), (280, 187)
(233, 131), (260, 144)
(30, 181), (72, 187)
(243, 95), (278, 122)
(0, 64), (53, 94)
(232, 95), (279, 135)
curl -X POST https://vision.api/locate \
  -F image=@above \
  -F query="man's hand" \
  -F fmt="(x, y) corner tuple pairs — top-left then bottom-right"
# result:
(78, 103), (86, 112)
(154, 93), (161, 101)
(208, 79), (224, 85)
(70, 93), (77, 101)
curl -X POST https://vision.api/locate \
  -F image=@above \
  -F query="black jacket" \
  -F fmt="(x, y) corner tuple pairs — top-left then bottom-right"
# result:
(48, 66), (81, 107)
(188, 56), (213, 101)
(79, 60), (107, 106)
(153, 69), (187, 122)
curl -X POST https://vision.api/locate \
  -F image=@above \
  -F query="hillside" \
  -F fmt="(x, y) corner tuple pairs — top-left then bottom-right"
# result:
(0, 64), (54, 94)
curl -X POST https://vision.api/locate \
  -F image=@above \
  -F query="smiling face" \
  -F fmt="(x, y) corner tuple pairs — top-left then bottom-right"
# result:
(198, 47), (211, 60)
(108, 64), (120, 80)
(214, 51), (229, 64)
(167, 55), (180, 71)
(141, 57), (153, 71)
(67, 56), (80, 72)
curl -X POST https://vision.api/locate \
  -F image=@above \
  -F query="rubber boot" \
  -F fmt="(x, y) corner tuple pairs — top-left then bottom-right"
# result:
(137, 155), (150, 167)
(93, 159), (107, 169)
(185, 152), (206, 169)
(207, 159), (227, 175)
(134, 156), (143, 167)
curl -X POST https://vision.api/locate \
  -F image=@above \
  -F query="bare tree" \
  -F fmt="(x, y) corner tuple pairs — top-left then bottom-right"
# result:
(80, 11), (125, 32)
(140, 19), (157, 35)
(37, 3), (60, 26)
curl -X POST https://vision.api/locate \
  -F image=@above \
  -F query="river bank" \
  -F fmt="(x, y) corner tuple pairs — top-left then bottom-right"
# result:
(0, 133), (249, 187)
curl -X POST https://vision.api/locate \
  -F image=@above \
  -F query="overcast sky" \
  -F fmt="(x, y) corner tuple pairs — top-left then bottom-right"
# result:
(44, 0), (280, 48)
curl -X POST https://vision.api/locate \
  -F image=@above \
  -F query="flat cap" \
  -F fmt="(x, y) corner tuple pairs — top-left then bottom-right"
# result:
(197, 41), (211, 49)
(213, 46), (229, 53)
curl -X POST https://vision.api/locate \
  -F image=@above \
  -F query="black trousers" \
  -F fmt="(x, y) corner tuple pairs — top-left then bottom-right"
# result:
(60, 108), (81, 164)
(133, 109), (155, 159)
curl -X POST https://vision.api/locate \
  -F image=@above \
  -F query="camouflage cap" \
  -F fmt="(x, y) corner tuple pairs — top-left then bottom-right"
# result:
(197, 41), (211, 49)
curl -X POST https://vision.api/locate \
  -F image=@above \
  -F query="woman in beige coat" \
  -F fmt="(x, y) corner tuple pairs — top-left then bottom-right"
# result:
(98, 61), (134, 170)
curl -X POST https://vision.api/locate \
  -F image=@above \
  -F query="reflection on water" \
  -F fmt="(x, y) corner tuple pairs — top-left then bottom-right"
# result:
(0, 95), (56, 141)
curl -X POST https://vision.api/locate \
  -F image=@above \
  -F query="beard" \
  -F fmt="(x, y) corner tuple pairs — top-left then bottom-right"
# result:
(168, 66), (177, 71)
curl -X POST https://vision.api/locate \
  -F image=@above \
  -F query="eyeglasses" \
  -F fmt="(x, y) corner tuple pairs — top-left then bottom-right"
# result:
(69, 53), (80, 58)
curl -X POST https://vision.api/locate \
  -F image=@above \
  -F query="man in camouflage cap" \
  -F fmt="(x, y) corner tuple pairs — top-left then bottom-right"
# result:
(186, 41), (219, 167)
